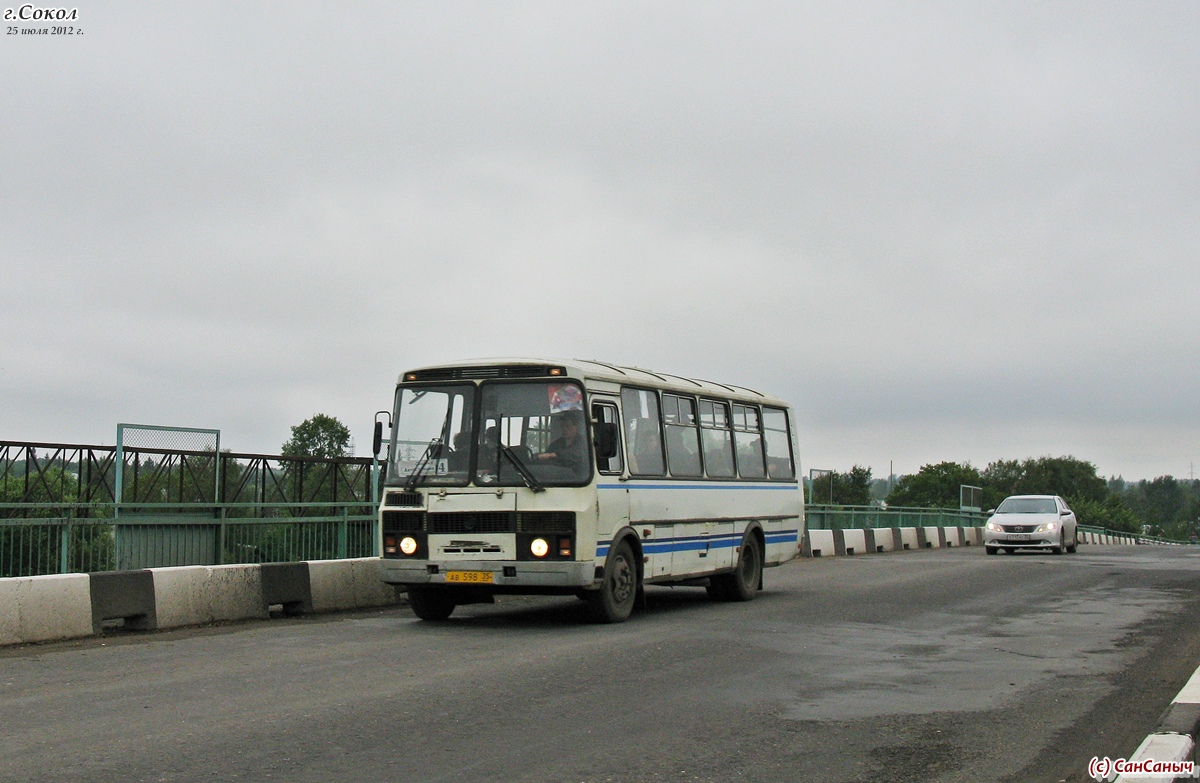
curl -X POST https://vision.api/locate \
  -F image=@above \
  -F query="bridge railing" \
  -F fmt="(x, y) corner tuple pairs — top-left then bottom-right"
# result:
(1077, 524), (1194, 546)
(805, 505), (988, 530)
(0, 501), (378, 577)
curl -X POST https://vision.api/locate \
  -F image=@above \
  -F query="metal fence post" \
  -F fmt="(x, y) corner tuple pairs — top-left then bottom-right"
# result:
(338, 506), (348, 560)
(216, 505), (226, 566)
(59, 514), (70, 574)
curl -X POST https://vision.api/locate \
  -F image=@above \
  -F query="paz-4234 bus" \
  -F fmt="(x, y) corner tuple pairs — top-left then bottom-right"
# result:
(374, 359), (804, 623)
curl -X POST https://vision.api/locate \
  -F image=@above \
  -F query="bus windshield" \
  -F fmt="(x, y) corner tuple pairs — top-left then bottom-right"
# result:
(386, 380), (592, 488)
(388, 384), (475, 486)
(475, 381), (592, 487)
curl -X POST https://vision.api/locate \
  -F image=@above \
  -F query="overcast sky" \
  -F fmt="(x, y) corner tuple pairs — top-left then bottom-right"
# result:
(2, 2), (1197, 481)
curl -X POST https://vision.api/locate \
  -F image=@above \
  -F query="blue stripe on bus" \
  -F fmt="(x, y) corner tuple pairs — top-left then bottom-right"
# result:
(596, 529), (799, 558)
(597, 483), (799, 491)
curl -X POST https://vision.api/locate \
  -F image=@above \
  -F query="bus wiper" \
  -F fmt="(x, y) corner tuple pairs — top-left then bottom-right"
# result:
(499, 444), (545, 493)
(403, 438), (442, 491)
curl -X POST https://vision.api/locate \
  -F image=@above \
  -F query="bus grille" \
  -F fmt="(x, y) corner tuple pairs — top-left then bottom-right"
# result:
(384, 491), (423, 507)
(382, 511), (425, 532)
(406, 365), (556, 381)
(385, 511), (577, 534)
(518, 511), (576, 533)
(428, 512), (515, 534)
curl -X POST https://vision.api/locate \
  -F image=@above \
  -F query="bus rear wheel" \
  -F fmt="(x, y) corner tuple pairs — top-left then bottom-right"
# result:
(709, 534), (762, 602)
(407, 587), (456, 621)
(586, 539), (638, 623)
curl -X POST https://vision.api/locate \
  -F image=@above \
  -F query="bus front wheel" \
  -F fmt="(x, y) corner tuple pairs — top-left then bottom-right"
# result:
(407, 587), (456, 621)
(586, 539), (638, 623)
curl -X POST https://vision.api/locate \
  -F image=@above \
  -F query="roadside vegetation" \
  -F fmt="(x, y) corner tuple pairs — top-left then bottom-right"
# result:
(818, 457), (1199, 538)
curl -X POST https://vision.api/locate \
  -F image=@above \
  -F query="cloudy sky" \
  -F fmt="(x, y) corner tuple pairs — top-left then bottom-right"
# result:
(2, 2), (1197, 481)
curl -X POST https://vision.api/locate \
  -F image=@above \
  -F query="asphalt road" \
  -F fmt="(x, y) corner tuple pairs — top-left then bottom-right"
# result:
(4, 545), (1200, 783)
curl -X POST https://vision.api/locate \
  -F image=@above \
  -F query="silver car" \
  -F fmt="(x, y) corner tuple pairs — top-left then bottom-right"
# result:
(983, 494), (1078, 555)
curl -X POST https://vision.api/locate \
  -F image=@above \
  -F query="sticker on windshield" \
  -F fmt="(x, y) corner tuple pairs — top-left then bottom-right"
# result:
(548, 384), (583, 413)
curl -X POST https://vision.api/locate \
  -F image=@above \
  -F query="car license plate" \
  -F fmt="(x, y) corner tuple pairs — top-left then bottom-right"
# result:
(1009, 534), (1030, 541)
(446, 570), (494, 584)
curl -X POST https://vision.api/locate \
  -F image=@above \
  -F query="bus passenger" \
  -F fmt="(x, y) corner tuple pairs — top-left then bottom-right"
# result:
(628, 424), (664, 475)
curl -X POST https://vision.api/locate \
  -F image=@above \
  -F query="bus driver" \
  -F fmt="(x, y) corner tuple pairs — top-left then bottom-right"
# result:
(536, 412), (585, 469)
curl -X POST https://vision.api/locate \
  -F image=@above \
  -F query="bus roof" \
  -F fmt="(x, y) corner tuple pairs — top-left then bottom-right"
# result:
(398, 358), (790, 407)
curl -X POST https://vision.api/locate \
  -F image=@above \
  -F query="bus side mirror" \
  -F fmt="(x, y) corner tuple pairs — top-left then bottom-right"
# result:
(594, 422), (619, 460)
(372, 421), (384, 458)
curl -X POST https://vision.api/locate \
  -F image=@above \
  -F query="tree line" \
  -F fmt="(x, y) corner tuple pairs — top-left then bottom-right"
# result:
(813, 457), (1200, 538)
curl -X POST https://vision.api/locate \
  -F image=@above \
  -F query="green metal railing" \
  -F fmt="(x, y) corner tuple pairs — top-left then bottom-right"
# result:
(1077, 524), (1193, 546)
(1, 440), (388, 577)
(0, 502), (378, 578)
(805, 504), (988, 530)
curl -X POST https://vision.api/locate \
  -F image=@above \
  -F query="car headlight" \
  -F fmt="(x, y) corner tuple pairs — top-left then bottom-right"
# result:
(986, 522), (1002, 532)
(1036, 522), (1058, 533)
(530, 538), (549, 558)
(400, 536), (418, 555)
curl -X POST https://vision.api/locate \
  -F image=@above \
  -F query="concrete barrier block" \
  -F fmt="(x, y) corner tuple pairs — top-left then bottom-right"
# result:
(0, 580), (18, 645)
(835, 529), (866, 556)
(865, 528), (896, 553)
(261, 562), (312, 615)
(0, 574), (93, 645)
(152, 565), (267, 630)
(349, 558), (403, 608)
(898, 527), (919, 550)
(943, 527), (962, 547)
(917, 527), (941, 549)
(307, 558), (401, 612)
(90, 570), (157, 633)
(803, 529), (835, 558)
(307, 559), (359, 612)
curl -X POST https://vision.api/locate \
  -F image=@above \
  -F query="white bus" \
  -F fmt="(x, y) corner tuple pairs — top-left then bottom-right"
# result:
(375, 358), (804, 623)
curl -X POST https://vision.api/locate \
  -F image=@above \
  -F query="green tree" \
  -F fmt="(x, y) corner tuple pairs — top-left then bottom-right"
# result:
(281, 414), (352, 459)
(981, 456), (1108, 510)
(886, 462), (983, 509)
(1069, 495), (1142, 534)
(831, 465), (873, 506)
(1015, 456), (1106, 502)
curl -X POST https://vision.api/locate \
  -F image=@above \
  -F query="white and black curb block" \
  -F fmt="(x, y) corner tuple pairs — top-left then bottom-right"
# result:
(0, 557), (403, 647)
(1106, 663), (1200, 782)
(800, 525), (1147, 559)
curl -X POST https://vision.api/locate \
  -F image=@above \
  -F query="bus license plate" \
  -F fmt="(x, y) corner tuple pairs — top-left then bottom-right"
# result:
(446, 571), (494, 584)
(1009, 534), (1030, 541)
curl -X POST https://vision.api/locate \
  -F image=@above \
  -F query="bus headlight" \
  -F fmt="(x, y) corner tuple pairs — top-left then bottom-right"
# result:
(530, 538), (549, 558)
(400, 536), (419, 555)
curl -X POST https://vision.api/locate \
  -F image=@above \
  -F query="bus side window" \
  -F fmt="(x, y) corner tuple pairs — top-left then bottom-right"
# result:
(663, 394), (702, 477)
(592, 402), (623, 474)
(762, 407), (795, 479)
(620, 387), (665, 476)
(733, 404), (766, 479)
(700, 399), (735, 478)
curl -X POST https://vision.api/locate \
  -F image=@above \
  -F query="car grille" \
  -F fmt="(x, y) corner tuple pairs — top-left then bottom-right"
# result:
(382, 510), (577, 535)
(1003, 525), (1035, 533)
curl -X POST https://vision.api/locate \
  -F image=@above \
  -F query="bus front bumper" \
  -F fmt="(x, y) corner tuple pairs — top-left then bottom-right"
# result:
(379, 558), (596, 590)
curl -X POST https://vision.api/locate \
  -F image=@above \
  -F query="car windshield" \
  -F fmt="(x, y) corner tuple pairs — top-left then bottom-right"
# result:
(387, 384), (475, 486)
(474, 381), (591, 487)
(996, 497), (1057, 514)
